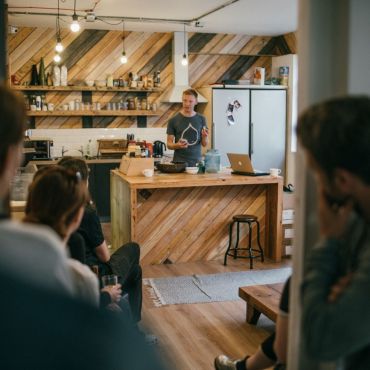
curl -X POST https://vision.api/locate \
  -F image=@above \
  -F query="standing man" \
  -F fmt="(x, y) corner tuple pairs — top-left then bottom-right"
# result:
(297, 96), (370, 369)
(167, 88), (208, 166)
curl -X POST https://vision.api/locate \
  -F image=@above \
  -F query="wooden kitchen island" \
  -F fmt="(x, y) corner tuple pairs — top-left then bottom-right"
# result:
(111, 170), (283, 265)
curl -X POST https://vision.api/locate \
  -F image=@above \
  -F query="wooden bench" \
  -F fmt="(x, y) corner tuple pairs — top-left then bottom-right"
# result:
(239, 283), (284, 325)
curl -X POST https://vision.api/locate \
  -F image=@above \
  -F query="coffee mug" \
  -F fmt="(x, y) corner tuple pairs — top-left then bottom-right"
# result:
(142, 169), (154, 177)
(270, 168), (281, 177)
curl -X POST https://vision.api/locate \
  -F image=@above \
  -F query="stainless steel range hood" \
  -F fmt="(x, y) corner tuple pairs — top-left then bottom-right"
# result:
(161, 32), (207, 103)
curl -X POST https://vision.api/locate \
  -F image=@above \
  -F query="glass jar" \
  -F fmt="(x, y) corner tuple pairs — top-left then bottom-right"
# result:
(204, 149), (221, 173)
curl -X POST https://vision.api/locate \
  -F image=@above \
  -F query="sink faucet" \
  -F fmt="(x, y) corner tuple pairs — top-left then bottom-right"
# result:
(78, 146), (84, 157)
(61, 146), (68, 157)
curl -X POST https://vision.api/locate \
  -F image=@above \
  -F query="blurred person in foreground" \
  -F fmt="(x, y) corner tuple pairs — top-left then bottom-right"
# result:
(0, 85), (164, 370)
(298, 96), (370, 369)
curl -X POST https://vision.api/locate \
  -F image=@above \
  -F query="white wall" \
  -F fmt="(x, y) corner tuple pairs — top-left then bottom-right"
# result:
(28, 128), (167, 158)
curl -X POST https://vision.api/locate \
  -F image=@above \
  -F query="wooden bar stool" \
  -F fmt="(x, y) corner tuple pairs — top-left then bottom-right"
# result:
(224, 214), (264, 269)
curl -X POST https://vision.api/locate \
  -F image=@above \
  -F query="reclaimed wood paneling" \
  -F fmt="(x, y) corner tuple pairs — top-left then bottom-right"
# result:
(111, 170), (283, 265)
(9, 28), (295, 129)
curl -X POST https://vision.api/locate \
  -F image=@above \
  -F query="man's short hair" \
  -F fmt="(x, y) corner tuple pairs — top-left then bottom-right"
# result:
(297, 96), (370, 184)
(182, 88), (198, 99)
(58, 157), (89, 181)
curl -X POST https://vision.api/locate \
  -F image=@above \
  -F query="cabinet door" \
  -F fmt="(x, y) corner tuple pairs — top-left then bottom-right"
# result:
(92, 163), (119, 221)
(212, 89), (250, 166)
(250, 89), (286, 174)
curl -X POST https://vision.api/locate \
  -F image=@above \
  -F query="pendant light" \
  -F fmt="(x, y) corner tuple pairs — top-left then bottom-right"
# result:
(53, 0), (62, 63)
(55, 0), (63, 52)
(181, 23), (188, 66)
(70, 0), (80, 32)
(120, 20), (128, 64)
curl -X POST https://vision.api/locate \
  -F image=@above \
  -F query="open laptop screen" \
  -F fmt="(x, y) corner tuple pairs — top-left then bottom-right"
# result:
(227, 153), (269, 176)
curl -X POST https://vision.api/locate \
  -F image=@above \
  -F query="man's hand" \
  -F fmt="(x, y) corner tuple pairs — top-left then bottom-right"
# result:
(177, 139), (188, 149)
(101, 283), (122, 304)
(327, 273), (353, 303)
(318, 188), (353, 239)
(201, 127), (209, 138)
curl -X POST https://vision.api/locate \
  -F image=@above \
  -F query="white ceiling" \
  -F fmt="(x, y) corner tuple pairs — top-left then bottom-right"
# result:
(8, 0), (298, 36)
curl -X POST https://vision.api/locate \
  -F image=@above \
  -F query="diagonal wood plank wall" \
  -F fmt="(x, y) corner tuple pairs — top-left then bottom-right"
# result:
(9, 29), (296, 129)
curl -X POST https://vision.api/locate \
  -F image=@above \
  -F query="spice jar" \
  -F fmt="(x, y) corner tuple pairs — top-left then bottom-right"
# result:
(128, 98), (135, 110)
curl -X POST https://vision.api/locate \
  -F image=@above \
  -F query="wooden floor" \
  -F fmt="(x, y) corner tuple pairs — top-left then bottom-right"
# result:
(141, 258), (291, 370)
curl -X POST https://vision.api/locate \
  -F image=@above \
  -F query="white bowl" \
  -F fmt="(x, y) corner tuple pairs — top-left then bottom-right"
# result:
(85, 80), (94, 87)
(185, 167), (198, 174)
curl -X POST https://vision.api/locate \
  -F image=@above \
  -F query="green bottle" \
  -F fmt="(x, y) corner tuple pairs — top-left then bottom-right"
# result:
(38, 57), (46, 86)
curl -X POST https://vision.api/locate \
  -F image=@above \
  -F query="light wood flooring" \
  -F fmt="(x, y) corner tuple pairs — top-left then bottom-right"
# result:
(141, 258), (291, 370)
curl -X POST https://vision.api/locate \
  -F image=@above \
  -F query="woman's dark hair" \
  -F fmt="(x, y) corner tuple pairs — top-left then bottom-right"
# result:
(57, 157), (89, 181)
(0, 85), (27, 175)
(24, 166), (89, 239)
(297, 96), (370, 184)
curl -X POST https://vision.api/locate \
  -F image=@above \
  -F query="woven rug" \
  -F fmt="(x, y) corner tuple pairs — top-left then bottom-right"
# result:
(143, 267), (291, 307)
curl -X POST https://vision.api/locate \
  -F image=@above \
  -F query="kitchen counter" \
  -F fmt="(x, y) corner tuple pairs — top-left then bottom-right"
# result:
(111, 169), (283, 265)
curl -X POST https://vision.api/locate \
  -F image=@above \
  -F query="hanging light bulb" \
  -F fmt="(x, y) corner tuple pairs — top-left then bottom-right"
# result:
(70, 0), (80, 32)
(55, 37), (63, 52)
(120, 19), (128, 64)
(120, 51), (128, 64)
(181, 53), (188, 66)
(181, 23), (188, 67)
(55, 0), (64, 52)
(71, 14), (80, 32)
(53, 53), (61, 63)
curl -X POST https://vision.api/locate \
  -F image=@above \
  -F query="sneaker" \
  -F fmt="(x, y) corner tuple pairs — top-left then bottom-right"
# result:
(214, 355), (238, 370)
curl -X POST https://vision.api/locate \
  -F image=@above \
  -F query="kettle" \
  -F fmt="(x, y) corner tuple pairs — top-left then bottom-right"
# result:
(153, 140), (166, 158)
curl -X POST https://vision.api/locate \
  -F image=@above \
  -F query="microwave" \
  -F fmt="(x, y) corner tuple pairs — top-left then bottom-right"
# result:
(23, 138), (54, 162)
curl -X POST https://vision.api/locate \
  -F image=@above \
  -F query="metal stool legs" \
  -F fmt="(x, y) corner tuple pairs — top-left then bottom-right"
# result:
(224, 218), (264, 268)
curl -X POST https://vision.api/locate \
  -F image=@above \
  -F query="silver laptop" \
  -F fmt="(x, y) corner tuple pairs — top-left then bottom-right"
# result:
(227, 153), (269, 176)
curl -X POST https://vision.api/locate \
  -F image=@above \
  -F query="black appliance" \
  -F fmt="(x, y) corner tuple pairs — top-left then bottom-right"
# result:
(23, 138), (53, 164)
(153, 140), (166, 157)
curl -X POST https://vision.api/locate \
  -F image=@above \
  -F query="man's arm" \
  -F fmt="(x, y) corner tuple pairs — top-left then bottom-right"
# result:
(95, 240), (110, 263)
(201, 127), (208, 147)
(167, 134), (188, 150)
(302, 237), (370, 361)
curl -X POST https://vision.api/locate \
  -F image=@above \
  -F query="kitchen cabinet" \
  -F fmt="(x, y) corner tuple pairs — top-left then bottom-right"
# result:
(12, 85), (162, 129)
(88, 162), (120, 221)
(199, 86), (287, 176)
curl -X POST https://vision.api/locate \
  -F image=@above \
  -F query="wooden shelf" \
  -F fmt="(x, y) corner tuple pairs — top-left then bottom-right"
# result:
(12, 85), (162, 93)
(27, 110), (161, 117)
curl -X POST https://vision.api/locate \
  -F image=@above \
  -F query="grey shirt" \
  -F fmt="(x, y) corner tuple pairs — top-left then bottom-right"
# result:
(302, 212), (370, 369)
(167, 112), (207, 166)
(0, 220), (74, 295)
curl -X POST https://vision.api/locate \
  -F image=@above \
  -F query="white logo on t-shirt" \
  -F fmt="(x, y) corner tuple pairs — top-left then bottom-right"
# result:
(179, 123), (199, 146)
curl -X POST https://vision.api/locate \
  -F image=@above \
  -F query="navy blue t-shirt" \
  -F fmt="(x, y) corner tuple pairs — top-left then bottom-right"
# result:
(167, 112), (207, 166)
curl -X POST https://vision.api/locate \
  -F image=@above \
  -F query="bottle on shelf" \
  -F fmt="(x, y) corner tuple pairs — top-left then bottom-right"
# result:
(38, 57), (46, 86)
(35, 95), (42, 111)
(153, 71), (161, 88)
(30, 64), (39, 86)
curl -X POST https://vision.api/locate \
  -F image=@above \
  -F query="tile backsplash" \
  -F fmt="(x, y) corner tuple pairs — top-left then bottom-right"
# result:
(28, 128), (168, 158)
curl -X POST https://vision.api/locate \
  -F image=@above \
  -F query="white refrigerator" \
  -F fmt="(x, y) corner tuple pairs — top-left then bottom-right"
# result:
(211, 87), (287, 175)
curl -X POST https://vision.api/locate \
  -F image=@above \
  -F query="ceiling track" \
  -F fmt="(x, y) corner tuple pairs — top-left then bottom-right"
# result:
(8, 0), (240, 26)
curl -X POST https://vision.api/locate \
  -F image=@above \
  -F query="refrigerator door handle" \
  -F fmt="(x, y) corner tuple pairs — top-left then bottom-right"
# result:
(250, 122), (254, 155)
(212, 122), (215, 148)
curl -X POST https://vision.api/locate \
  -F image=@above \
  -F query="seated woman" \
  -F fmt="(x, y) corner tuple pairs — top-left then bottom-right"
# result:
(24, 166), (102, 306)
(58, 157), (143, 324)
